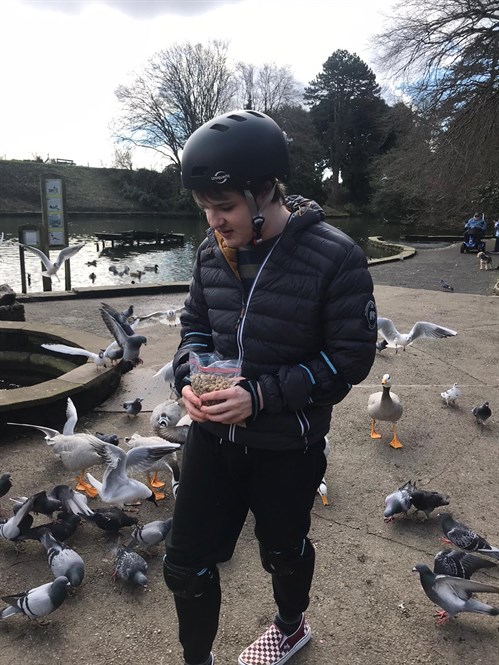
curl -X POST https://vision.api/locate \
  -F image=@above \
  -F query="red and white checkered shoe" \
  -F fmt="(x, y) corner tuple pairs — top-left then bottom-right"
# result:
(238, 614), (311, 665)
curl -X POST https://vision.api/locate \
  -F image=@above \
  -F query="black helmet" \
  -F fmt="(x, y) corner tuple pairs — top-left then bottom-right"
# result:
(181, 110), (290, 190)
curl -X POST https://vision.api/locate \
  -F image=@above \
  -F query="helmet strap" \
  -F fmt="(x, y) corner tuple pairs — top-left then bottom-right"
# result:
(244, 185), (276, 245)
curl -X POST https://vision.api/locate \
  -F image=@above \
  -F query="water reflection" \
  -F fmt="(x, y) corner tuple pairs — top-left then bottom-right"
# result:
(0, 214), (401, 293)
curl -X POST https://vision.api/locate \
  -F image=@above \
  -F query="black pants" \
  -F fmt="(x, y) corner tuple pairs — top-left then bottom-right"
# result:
(165, 423), (327, 664)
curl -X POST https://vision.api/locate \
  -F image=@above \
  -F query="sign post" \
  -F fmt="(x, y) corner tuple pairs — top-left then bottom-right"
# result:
(39, 173), (71, 291)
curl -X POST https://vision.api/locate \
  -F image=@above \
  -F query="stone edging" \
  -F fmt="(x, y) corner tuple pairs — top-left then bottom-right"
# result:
(367, 236), (417, 265)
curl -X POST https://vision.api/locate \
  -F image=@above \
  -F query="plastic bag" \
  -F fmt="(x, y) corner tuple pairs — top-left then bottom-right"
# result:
(189, 352), (241, 405)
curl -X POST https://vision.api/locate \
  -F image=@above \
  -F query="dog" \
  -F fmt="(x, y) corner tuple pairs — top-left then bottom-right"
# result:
(477, 251), (493, 270)
(493, 279), (499, 296)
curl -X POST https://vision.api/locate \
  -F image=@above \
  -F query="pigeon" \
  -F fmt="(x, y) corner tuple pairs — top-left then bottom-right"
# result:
(85, 439), (181, 506)
(472, 401), (492, 425)
(86, 507), (138, 532)
(377, 317), (457, 353)
(439, 279), (454, 292)
(126, 517), (173, 551)
(375, 339), (388, 353)
(383, 481), (415, 522)
(19, 242), (85, 281)
(100, 306), (147, 373)
(408, 488), (450, 519)
(123, 398), (143, 417)
(0, 473), (12, 499)
(19, 512), (81, 543)
(440, 383), (460, 406)
(150, 400), (182, 431)
(440, 513), (499, 559)
(113, 543), (148, 587)
(12, 485), (92, 519)
(0, 496), (34, 542)
(11, 490), (61, 517)
(0, 576), (70, 621)
(433, 549), (497, 579)
(412, 563), (499, 624)
(95, 432), (120, 445)
(41, 342), (107, 369)
(38, 528), (85, 588)
(100, 302), (135, 333)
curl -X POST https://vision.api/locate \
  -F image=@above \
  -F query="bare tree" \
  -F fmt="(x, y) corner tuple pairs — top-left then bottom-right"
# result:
(235, 62), (301, 113)
(112, 40), (236, 167)
(112, 146), (134, 170)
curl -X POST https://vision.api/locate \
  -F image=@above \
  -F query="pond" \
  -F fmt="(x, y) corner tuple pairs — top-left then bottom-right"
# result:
(0, 214), (410, 293)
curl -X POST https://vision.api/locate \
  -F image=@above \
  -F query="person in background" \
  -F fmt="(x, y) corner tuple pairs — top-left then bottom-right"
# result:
(163, 110), (377, 665)
(464, 211), (486, 237)
(493, 218), (499, 253)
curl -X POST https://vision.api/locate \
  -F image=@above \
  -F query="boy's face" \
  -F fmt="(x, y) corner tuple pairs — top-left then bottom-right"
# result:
(195, 190), (253, 248)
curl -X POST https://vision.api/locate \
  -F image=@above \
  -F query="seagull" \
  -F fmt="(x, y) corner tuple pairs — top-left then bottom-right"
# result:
(441, 383), (460, 406)
(440, 513), (499, 560)
(439, 278), (454, 292)
(85, 439), (181, 507)
(367, 373), (404, 448)
(38, 528), (85, 588)
(100, 306), (147, 373)
(19, 242), (85, 281)
(0, 576), (70, 622)
(123, 433), (183, 500)
(123, 398), (143, 417)
(150, 400), (182, 431)
(63, 397), (78, 435)
(126, 517), (173, 552)
(472, 401), (492, 425)
(113, 542), (148, 588)
(86, 507), (138, 533)
(41, 342), (107, 370)
(377, 317), (457, 353)
(153, 360), (174, 383)
(383, 480), (415, 522)
(433, 549), (497, 579)
(134, 307), (183, 327)
(412, 563), (499, 625)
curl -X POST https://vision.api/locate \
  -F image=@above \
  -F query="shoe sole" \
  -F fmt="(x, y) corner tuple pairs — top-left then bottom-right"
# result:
(238, 628), (311, 665)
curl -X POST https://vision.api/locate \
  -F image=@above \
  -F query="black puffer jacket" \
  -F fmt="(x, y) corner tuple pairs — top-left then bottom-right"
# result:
(173, 196), (377, 450)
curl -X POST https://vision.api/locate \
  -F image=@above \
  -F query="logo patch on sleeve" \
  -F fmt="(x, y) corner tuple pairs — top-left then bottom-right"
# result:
(365, 300), (377, 330)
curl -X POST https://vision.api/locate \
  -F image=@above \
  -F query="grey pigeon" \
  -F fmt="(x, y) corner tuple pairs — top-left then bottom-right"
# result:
(439, 278), (454, 292)
(434, 549), (497, 579)
(127, 517), (173, 551)
(11, 490), (61, 517)
(19, 512), (81, 543)
(413, 563), (499, 624)
(38, 528), (85, 588)
(95, 432), (120, 445)
(0, 473), (12, 499)
(0, 496), (34, 542)
(12, 485), (92, 518)
(100, 305), (147, 373)
(0, 576), (70, 621)
(100, 302), (135, 334)
(113, 543), (148, 587)
(123, 398), (143, 417)
(440, 513), (499, 559)
(383, 481), (415, 522)
(472, 401), (492, 425)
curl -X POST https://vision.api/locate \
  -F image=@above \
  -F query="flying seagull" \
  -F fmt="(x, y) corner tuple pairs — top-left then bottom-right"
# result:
(377, 317), (457, 353)
(41, 342), (107, 370)
(413, 563), (499, 625)
(19, 243), (85, 281)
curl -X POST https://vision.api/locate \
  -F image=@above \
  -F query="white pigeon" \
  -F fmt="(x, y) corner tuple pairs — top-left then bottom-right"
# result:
(377, 317), (457, 353)
(0, 576), (70, 621)
(86, 439), (180, 506)
(41, 342), (107, 369)
(19, 242), (85, 280)
(441, 383), (460, 406)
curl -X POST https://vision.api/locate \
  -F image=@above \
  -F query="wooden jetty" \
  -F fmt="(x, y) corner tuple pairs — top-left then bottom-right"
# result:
(95, 230), (184, 249)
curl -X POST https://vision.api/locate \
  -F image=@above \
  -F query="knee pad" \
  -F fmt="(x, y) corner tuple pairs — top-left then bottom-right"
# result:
(163, 556), (219, 599)
(259, 538), (315, 576)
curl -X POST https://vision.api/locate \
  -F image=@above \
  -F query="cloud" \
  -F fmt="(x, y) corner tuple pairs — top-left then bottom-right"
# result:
(21, 0), (243, 18)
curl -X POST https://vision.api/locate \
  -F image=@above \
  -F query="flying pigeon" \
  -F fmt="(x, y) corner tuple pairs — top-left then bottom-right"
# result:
(19, 243), (84, 281)
(472, 401), (492, 425)
(100, 306), (147, 373)
(383, 481), (415, 522)
(127, 517), (173, 552)
(439, 279), (454, 292)
(440, 383), (460, 406)
(433, 549), (497, 579)
(440, 513), (499, 559)
(38, 528), (85, 588)
(412, 563), (499, 625)
(0, 576), (70, 621)
(113, 543), (148, 588)
(377, 317), (457, 353)
(100, 302), (135, 334)
(41, 342), (107, 369)
(123, 398), (143, 417)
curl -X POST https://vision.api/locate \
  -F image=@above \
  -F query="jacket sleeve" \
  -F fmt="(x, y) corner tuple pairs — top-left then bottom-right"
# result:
(258, 244), (377, 414)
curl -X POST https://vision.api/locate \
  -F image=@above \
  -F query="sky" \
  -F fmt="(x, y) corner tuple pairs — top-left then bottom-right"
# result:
(0, 0), (398, 170)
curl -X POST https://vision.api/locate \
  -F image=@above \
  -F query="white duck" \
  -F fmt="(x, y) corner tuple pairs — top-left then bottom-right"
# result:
(367, 374), (404, 449)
